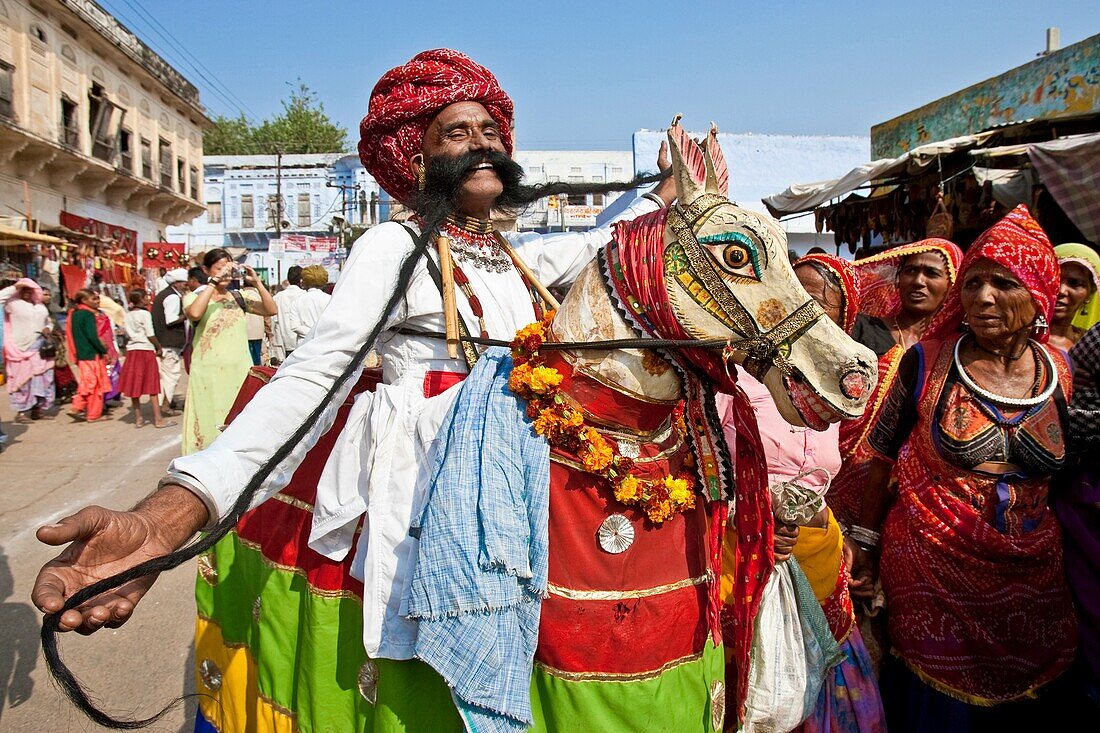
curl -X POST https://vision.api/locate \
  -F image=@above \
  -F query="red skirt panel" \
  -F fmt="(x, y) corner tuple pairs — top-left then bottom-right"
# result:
(537, 426), (717, 677)
(119, 349), (161, 397)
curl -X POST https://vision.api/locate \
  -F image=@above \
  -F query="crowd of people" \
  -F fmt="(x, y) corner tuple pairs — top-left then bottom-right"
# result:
(738, 207), (1100, 732)
(25, 48), (1100, 733)
(0, 258), (337, 451)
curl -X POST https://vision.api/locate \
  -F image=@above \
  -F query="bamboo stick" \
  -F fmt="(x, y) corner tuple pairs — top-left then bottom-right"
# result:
(436, 234), (460, 359)
(496, 233), (561, 311)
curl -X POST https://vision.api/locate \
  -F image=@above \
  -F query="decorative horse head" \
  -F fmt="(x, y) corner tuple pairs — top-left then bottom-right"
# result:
(652, 118), (877, 428)
(557, 118), (876, 434)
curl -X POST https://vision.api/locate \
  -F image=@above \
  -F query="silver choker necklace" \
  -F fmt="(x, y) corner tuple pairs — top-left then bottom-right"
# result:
(952, 336), (1056, 408)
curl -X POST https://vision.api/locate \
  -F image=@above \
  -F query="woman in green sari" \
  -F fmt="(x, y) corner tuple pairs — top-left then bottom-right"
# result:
(182, 248), (276, 454)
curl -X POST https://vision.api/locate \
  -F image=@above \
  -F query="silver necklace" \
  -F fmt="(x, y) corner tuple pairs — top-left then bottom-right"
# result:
(442, 224), (513, 273)
(952, 337), (1057, 408)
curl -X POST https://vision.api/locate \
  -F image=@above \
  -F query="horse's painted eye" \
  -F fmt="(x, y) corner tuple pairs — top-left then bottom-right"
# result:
(724, 245), (750, 269)
(699, 227), (764, 281)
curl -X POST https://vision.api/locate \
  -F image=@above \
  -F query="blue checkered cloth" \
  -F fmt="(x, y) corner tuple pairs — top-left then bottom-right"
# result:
(406, 347), (550, 732)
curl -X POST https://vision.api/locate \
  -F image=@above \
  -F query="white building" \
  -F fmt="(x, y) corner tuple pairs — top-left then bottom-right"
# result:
(171, 150), (634, 258)
(167, 152), (384, 253)
(609, 130), (871, 256)
(0, 0), (206, 259)
(513, 150), (634, 232)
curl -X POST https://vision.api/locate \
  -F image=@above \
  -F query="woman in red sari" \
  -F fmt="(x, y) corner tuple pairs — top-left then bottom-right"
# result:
(848, 205), (1077, 732)
(828, 239), (962, 530)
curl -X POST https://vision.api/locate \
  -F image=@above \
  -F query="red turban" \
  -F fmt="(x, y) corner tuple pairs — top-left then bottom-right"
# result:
(358, 49), (515, 205)
(928, 204), (1059, 341)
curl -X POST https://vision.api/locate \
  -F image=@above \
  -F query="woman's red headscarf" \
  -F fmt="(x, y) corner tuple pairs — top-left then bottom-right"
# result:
(358, 49), (515, 205)
(927, 204), (1059, 342)
(795, 253), (861, 334)
(853, 238), (963, 320)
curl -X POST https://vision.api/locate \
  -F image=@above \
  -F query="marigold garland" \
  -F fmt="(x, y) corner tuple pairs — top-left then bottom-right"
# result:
(509, 312), (697, 524)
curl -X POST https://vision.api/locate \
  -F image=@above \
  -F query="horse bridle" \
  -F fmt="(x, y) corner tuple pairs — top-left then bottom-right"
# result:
(667, 193), (826, 382)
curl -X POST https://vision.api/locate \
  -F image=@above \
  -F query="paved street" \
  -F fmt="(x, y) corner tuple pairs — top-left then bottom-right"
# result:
(0, 400), (197, 732)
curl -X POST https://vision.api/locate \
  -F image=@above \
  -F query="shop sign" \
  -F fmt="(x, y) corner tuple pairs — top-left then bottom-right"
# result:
(59, 211), (138, 255)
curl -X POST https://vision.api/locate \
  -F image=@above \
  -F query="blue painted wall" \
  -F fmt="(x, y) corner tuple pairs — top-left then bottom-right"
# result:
(872, 33), (1100, 158)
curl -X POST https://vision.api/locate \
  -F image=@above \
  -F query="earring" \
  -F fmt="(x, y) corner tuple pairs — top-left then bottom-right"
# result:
(417, 166), (426, 192)
(1032, 314), (1049, 336)
(960, 316), (970, 331)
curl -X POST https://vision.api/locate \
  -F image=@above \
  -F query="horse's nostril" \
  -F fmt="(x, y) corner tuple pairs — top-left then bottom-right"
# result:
(840, 370), (869, 401)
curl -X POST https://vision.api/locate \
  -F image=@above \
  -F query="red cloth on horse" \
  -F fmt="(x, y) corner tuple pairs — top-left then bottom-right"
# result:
(605, 209), (774, 724)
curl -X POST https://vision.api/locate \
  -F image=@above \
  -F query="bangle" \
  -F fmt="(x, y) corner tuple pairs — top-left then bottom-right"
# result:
(642, 192), (666, 208)
(847, 525), (881, 550)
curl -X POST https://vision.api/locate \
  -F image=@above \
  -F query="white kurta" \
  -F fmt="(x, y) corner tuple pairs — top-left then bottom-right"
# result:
(170, 196), (658, 659)
(271, 284), (305, 353)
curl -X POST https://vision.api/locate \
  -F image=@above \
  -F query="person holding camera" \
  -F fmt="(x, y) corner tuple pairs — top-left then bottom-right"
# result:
(1, 278), (56, 423)
(181, 248), (276, 454)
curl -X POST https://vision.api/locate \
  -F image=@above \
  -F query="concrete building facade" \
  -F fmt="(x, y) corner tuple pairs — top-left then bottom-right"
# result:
(512, 150), (634, 232)
(0, 0), (206, 252)
(167, 153), (384, 253)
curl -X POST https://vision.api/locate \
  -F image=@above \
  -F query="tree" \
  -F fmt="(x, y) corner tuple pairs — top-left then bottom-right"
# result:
(204, 83), (349, 155)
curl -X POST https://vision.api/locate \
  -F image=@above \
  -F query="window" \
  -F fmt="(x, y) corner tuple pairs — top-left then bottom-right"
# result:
(88, 83), (124, 162)
(118, 128), (132, 172)
(60, 96), (80, 147)
(29, 24), (46, 43)
(0, 61), (13, 119)
(189, 166), (198, 200)
(206, 201), (222, 224)
(570, 167), (582, 174)
(158, 139), (172, 187)
(611, 167), (623, 176)
(267, 194), (282, 228)
(567, 193), (588, 206)
(567, 175), (584, 183)
(297, 192), (311, 227)
(592, 193), (604, 207)
(240, 195), (254, 228)
(176, 158), (185, 193)
(140, 137), (152, 178)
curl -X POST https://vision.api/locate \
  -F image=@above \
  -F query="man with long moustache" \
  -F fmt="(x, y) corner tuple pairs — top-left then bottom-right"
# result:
(32, 49), (674, 731)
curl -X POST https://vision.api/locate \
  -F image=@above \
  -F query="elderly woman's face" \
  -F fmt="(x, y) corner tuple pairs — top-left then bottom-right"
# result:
(1054, 262), (1093, 322)
(794, 264), (843, 327)
(960, 259), (1037, 341)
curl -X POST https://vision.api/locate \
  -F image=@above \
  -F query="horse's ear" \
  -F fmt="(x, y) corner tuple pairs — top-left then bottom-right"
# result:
(703, 123), (729, 197)
(667, 115), (706, 204)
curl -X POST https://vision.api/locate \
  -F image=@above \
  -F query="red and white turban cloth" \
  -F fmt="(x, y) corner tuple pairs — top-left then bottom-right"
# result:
(358, 49), (515, 205)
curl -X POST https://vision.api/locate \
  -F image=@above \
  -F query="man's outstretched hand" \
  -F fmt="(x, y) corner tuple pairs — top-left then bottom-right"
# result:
(31, 485), (209, 634)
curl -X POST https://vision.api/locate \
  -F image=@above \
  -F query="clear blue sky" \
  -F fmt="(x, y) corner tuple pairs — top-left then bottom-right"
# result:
(107, 0), (1099, 150)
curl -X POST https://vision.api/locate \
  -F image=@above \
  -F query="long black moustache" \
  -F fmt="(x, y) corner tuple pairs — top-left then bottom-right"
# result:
(411, 149), (668, 222)
(41, 211), (450, 729)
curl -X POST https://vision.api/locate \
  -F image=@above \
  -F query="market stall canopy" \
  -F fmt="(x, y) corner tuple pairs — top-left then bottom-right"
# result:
(1026, 132), (1100, 244)
(762, 131), (997, 218)
(0, 225), (68, 247)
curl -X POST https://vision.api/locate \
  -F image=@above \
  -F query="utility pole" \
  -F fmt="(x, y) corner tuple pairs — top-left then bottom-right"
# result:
(274, 145), (283, 239)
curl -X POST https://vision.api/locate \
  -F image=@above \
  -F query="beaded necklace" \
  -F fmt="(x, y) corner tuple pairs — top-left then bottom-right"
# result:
(431, 216), (546, 344)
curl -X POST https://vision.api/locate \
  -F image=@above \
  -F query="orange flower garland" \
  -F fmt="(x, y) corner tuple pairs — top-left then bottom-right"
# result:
(509, 313), (697, 524)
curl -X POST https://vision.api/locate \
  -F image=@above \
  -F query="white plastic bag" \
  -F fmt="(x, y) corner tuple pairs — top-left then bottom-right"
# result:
(741, 557), (842, 733)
